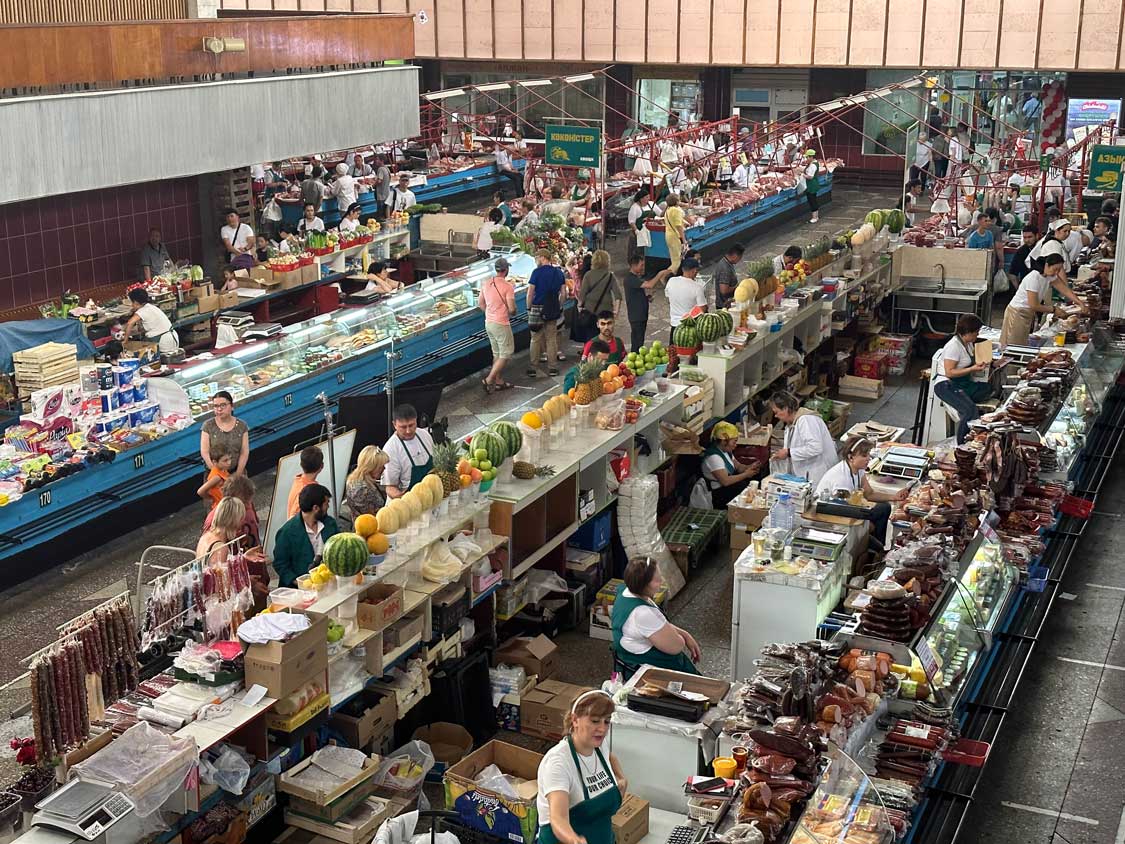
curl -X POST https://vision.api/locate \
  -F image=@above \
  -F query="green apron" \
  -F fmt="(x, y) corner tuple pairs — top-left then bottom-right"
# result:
(702, 446), (743, 510)
(611, 584), (700, 675)
(949, 339), (993, 402)
(399, 435), (433, 490)
(805, 162), (821, 193)
(539, 738), (622, 844)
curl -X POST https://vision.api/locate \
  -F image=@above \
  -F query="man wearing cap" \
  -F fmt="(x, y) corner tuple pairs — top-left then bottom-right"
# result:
(478, 257), (517, 392)
(665, 257), (707, 348)
(493, 142), (524, 198)
(386, 173), (417, 215)
(801, 150), (822, 224)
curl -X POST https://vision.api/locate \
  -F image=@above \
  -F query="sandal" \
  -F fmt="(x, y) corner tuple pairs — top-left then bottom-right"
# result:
(481, 379), (494, 393)
(495, 381), (515, 391)
(526, 368), (537, 378)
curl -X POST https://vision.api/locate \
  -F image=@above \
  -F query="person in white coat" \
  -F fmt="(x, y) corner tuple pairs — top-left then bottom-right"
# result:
(329, 163), (358, 213)
(768, 390), (838, 487)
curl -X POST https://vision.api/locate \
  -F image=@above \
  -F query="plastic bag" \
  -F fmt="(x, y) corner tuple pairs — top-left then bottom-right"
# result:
(448, 532), (484, 562)
(525, 569), (568, 605)
(476, 763), (520, 800)
(375, 740), (434, 793)
(199, 746), (251, 795)
(594, 399), (626, 431)
(374, 810), (462, 844)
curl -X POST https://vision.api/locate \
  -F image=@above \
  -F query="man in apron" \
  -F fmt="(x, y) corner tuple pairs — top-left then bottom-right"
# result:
(381, 404), (435, 498)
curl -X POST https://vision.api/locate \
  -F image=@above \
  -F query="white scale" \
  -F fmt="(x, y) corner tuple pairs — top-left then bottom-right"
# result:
(33, 779), (135, 841)
(789, 526), (847, 561)
(216, 311), (255, 328)
(875, 447), (931, 480)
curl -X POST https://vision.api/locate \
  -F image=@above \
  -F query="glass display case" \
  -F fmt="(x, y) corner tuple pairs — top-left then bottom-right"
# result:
(280, 315), (354, 378)
(793, 745), (895, 844)
(170, 356), (250, 417)
(386, 287), (438, 338)
(1045, 370), (1100, 475)
(334, 304), (397, 351)
(423, 276), (476, 319)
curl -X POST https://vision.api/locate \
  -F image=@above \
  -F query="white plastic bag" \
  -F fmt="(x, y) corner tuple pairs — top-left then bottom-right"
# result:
(689, 477), (713, 510)
(374, 810), (462, 844)
(476, 763), (520, 800)
(375, 740), (434, 793)
(525, 570), (568, 605)
(199, 745), (251, 795)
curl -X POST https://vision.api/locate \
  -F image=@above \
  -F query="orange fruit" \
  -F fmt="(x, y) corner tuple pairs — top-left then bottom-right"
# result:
(457, 459), (472, 475)
(601, 370), (611, 381)
(470, 467), (483, 481)
(354, 513), (379, 537)
(606, 364), (620, 378)
(366, 532), (389, 555)
(521, 411), (543, 430)
(568, 388), (576, 399)
(460, 473), (472, 488)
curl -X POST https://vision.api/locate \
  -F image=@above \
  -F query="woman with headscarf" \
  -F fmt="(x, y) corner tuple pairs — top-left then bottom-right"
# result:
(696, 421), (758, 509)
(329, 162), (358, 215)
(1027, 219), (1073, 275)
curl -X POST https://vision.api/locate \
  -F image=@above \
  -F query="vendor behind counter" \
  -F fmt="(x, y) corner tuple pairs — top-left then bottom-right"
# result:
(692, 421), (758, 510)
(611, 558), (701, 678)
(816, 437), (909, 550)
(933, 314), (992, 444)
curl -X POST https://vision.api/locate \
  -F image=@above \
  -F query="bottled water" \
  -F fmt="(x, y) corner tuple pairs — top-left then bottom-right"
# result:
(769, 491), (795, 532)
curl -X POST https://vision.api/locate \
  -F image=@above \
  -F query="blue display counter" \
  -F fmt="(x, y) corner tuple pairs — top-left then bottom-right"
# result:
(644, 177), (833, 264)
(0, 254), (540, 568)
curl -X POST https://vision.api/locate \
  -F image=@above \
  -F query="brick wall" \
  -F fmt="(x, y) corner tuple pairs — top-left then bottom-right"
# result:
(0, 179), (203, 310)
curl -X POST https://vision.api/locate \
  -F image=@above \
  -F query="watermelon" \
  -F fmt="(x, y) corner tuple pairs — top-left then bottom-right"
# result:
(323, 532), (369, 577)
(488, 420), (523, 458)
(470, 430), (508, 467)
(697, 312), (725, 343)
(673, 320), (699, 348)
(886, 208), (906, 234)
(718, 310), (735, 334)
(865, 210), (885, 232)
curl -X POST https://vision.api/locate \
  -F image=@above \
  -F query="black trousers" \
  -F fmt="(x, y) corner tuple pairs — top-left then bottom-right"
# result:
(630, 320), (647, 353)
(868, 502), (892, 549)
(499, 170), (524, 198)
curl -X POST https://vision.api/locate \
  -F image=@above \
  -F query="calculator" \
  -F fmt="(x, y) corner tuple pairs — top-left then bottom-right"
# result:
(667, 824), (714, 844)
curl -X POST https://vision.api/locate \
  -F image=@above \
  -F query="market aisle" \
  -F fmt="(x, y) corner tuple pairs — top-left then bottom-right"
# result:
(963, 453), (1125, 844)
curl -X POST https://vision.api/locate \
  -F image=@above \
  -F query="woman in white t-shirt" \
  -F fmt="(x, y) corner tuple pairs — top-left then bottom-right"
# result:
(474, 208), (504, 257)
(816, 437), (909, 549)
(610, 558), (700, 677)
(932, 313), (991, 444)
(124, 288), (179, 355)
(537, 690), (626, 844)
(1000, 253), (1082, 347)
(695, 421), (757, 510)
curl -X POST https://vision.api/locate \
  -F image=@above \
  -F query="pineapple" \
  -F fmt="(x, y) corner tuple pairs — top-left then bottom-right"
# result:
(573, 360), (605, 405)
(431, 441), (463, 496)
(512, 462), (556, 480)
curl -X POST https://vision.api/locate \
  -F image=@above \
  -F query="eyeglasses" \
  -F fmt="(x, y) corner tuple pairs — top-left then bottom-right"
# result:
(212, 401), (231, 409)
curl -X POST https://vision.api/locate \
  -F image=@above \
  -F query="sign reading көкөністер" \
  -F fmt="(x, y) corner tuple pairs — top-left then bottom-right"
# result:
(544, 125), (602, 168)
(1088, 144), (1125, 191)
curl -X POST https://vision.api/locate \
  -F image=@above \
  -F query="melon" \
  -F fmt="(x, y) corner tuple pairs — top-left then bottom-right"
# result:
(538, 404), (557, 425)
(734, 280), (755, 303)
(489, 420), (523, 457)
(865, 210), (885, 232)
(521, 411), (543, 430)
(470, 430), (509, 467)
(386, 498), (410, 529)
(673, 319), (700, 348)
(323, 532), (369, 577)
(697, 312), (725, 343)
(367, 533), (389, 555)
(354, 513), (379, 538)
(424, 474), (445, 501)
(401, 490), (423, 519)
(375, 506), (399, 534)
(886, 208), (907, 234)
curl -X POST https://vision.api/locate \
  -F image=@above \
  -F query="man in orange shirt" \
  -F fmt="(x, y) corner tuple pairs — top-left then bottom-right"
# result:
(286, 446), (324, 518)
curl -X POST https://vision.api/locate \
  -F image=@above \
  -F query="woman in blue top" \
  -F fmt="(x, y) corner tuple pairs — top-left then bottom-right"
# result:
(966, 213), (995, 250)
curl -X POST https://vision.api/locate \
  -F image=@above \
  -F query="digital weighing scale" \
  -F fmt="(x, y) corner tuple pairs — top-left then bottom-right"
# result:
(32, 779), (135, 842)
(216, 311), (255, 329)
(875, 447), (931, 480)
(240, 322), (284, 340)
(789, 525), (847, 561)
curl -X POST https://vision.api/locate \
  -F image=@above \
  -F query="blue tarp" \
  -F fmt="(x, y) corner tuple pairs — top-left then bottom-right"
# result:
(0, 319), (96, 372)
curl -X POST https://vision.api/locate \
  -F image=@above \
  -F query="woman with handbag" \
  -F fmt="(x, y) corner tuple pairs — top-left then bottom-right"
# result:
(527, 251), (567, 377)
(573, 250), (621, 344)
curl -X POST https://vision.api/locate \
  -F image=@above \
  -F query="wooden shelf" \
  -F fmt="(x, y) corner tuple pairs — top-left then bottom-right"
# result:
(509, 519), (580, 581)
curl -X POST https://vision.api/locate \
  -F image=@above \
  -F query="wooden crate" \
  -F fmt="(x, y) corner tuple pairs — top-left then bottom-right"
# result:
(837, 375), (884, 401)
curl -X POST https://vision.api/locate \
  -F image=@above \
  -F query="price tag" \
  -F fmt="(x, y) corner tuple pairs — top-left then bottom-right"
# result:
(903, 724), (931, 740)
(915, 637), (940, 685)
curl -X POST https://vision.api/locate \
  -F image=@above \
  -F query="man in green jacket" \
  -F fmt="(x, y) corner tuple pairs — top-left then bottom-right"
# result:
(273, 483), (339, 587)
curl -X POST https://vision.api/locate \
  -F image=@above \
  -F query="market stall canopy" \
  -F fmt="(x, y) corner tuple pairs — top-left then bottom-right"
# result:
(0, 66), (420, 205)
(0, 319), (95, 371)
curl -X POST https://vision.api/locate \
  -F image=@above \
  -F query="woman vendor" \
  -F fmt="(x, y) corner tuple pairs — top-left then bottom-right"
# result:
(933, 313), (990, 444)
(537, 690), (627, 844)
(698, 421), (758, 509)
(768, 390), (837, 487)
(816, 437), (908, 549)
(1000, 253), (1085, 348)
(611, 558), (701, 677)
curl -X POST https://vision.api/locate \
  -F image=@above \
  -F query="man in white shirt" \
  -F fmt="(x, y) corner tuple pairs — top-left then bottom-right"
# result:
(665, 257), (707, 346)
(220, 209), (254, 264)
(386, 173), (417, 215)
(381, 404), (436, 498)
(329, 163), (358, 214)
(732, 161), (757, 190)
(494, 143), (524, 198)
(514, 198), (540, 233)
(911, 133), (933, 188)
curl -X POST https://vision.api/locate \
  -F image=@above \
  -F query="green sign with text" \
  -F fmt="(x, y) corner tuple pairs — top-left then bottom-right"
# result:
(1089, 144), (1125, 191)
(544, 125), (602, 168)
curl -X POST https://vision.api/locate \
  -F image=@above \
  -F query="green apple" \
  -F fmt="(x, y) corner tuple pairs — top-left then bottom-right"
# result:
(469, 458), (480, 469)
(474, 449), (487, 460)
(652, 341), (663, 350)
(480, 460), (492, 472)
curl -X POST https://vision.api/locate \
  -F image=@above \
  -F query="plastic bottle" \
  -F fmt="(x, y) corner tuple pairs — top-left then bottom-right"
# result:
(769, 491), (795, 532)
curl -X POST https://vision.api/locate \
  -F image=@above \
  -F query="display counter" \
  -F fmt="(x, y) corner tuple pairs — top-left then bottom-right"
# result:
(0, 252), (539, 569)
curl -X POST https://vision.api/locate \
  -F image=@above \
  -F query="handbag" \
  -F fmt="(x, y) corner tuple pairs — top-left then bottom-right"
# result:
(571, 276), (611, 342)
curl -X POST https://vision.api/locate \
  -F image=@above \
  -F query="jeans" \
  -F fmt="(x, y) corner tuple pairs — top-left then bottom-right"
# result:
(529, 322), (559, 370)
(630, 320), (648, 353)
(934, 380), (983, 444)
(499, 169), (524, 197)
(868, 502), (892, 549)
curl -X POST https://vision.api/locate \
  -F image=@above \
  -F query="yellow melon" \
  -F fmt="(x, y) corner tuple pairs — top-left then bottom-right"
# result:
(521, 411), (543, 430)
(375, 506), (398, 534)
(354, 513), (379, 538)
(367, 533), (390, 555)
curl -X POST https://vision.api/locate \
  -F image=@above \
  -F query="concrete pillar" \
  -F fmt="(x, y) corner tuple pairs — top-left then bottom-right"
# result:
(187, 0), (219, 19)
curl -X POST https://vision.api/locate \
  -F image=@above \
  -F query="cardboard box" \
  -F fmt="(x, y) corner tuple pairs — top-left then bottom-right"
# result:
(729, 522), (754, 552)
(328, 689), (397, 749)
(243, 613), (328, 698)
(974, 339), (993, 366)
(613, 795), (650, 844)
(589, 604), (613, 641)
(727, 503), (768, 531)
(195, 293), (220, 314)
(301, 263), (320, 285)
(494, 635), (558, 681)
(219, 290), (240, 309)
(520, 679), (587, 740)
(384, 613), (425, 650)
(413, 723), (473, 771)
(278, 751), (380, 808)
(187, 281), (214, 301)
(444, 740), (543, 844)
(853, 352), (890, 380)
(243, 267), (280, 289)
(358, 584), (404, 633)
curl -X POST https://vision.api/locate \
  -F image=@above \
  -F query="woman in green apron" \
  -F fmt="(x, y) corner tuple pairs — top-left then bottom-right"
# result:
(802, 150), (821, 224)
(694, 421), (757, 510)
(538, 690), (627, 844)
(611, 559), (701, 678)
(932, 313), (992, 444)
